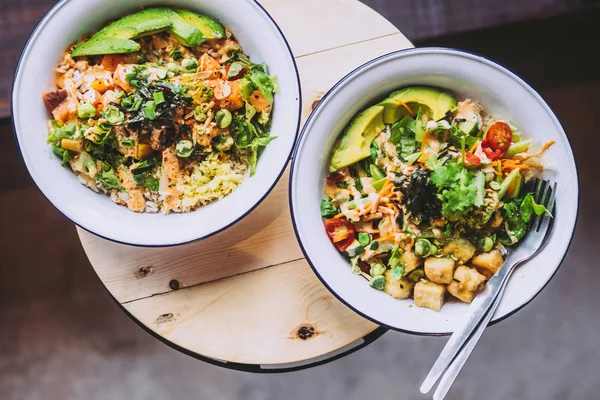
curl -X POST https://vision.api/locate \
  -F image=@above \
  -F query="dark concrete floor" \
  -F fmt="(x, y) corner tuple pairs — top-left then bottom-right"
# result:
(2, 10), (600, 400)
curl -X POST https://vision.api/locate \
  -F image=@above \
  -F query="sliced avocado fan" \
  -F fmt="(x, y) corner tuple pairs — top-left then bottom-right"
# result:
(378, 86), (457, 124)
(330, 106), (385, 172)
(72, 8), (225, 57)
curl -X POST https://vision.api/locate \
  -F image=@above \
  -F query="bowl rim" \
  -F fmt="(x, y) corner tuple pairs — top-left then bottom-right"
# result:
(11, 0), (302, 248)
(289, 46), (579, 336)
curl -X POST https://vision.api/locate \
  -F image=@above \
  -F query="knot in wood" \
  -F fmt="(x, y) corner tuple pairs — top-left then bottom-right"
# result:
(297, 325), (316, 340)
(134, 265), (154, 279)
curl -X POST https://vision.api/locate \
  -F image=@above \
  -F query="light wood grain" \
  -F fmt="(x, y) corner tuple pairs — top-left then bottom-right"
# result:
(259, 0), (399, 57)
(79, 0), (413, 365)
(124, 259), (377, 365)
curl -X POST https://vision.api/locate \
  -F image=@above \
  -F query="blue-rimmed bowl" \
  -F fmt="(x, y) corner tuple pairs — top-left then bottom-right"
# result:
(13, 0), (301, 247)
(290, 48), (578, 334)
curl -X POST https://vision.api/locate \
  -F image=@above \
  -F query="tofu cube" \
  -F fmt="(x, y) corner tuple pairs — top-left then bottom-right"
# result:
(424, 257), (456, 284)
(471, 250), (504, 275)
(383, 270), (414, 299)
(414, 281), (446, 311)
(447, 266), (486, 303)
(399, 250), (423, 274)
(442, 238), (477, 263)
(475, 267), (495, 280)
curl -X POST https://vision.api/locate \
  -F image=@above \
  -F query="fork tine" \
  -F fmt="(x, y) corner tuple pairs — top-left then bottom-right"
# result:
(537, 182), (557, 234)
(533, 180), (551, 231)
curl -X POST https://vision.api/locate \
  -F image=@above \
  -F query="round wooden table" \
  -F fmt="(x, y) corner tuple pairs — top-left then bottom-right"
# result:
(78, 0), (413, 372)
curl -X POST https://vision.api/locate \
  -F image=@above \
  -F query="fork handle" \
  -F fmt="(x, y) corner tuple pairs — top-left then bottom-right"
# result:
(420, 256), (520, 394)
(432, 269), (513, 400)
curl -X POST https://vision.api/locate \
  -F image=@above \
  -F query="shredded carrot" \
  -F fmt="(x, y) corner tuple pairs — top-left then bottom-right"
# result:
(393, 99), (416, 117)
(334, 212), (344, 219)
(378, 181), (394, 197)
(469, 140), (480, 153)
(530, 140), (555, 159)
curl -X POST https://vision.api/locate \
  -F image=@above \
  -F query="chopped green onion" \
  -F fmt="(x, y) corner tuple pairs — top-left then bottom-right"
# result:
(194, 106), (208, 122)
(153, 91), (165, 105)
(121, 138), (135, 149)
(176, 140), (194, 158)
(358, 232), (372, 246)
(77, 103), (96, 119)
(166, 63), (179, 73)
(369, 241), (379, 250)
(369, 262), (386, 277)
(215, 109), (232, 128)
(369, 276), (385, 290)
(182, 58), (199, 73)
(143, 101), (157, 120)
(124, 71), (137, 81)
(170, 49), (183, 61)
(103, 106), (124, 125)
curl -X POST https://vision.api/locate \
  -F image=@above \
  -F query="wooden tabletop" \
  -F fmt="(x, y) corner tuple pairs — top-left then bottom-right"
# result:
(78, 0), (413, 369)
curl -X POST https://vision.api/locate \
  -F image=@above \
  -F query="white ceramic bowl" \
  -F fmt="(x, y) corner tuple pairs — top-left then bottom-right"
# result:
(290, 48), (578, 334)
(13, 0), (301, 247)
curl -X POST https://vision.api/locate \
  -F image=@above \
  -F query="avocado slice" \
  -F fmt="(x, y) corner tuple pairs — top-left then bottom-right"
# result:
(72, 37), (140, 57)
(330, 106), (385, 172)
(378, 86), (457, 124)
(175, 10), (226, 40)
(164, 10), (205, 47)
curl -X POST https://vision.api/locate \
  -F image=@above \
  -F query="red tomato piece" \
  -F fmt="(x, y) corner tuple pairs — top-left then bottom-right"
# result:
(486, 122), (513, 153)
(481, 139), (504, 160)
(464, 151), (481, 166)
(324, 218), (355, 251)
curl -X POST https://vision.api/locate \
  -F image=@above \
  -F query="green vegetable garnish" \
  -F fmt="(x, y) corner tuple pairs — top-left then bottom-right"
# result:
(391, 265), (404, 280)
(430, 161), (486, 219)
(358, 232), (372, 246)
(228, 62), (244, 78)
(99, 169), (123, 190)
(142, 101), (157, 120)
(121, 138), (135, 149)
(182, 57), (198, 73)
(153, 91), (165, 105)
(369, 275), (386, 291)
(169, 49), (183, 61)
(370, 262), (386, 277)
(320, 198), (339, 218)
(77, 103), (97, 119)
(176, 140), (194, 158)
(215, 109), (233, 128)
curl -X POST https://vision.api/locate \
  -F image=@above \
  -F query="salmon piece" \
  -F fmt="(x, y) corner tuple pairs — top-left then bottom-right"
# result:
(126, 189), (146, 213)
(101, 55), (128, 73)
(214, 79), (243, 111)
(82, 67), (113, 93)
(161, 147), (182, 213)
(199, 53), (221, 72)
(98, 90), (119, 111)
(83, 89), (102, 107)
(113, 64), (136, 92)
(52, 98), (78, 124)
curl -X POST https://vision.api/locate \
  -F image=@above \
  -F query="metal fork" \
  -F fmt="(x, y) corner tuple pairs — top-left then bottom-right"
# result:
(420, 179), (557, 399)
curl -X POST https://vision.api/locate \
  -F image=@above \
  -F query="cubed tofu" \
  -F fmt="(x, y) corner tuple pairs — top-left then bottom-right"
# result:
(414, 281), (446, 311)
(399, 250), (423, 274)
(447, 266), (486, 303)
(383, 270), (414, 299)
(442, 238), (477, 262)
(454, 266), (486, 292)
(471, 250), (504, 275)
(475, 267), (495, 280)
(424, 257), (455, 284)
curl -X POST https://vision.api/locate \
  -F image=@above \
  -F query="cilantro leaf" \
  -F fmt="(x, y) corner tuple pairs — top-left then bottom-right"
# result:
(131, 159), (159, 191)
(320, 198), (339, 218)
(390, 116), (417, 159)
(430, 161), (485, 219)
(99, 169), (123, 190)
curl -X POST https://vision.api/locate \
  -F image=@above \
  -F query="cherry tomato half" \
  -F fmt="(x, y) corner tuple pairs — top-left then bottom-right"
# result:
(324, 218), (355, 251)
(486, 122), (513, 153)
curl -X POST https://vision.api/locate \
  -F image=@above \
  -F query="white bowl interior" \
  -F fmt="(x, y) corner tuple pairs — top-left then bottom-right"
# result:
(291, 48), (578, 334)
(13, 0), (300, 246)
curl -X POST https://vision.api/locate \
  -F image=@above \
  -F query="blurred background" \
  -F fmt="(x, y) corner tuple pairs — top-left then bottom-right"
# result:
(2, 1), (600, 399)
